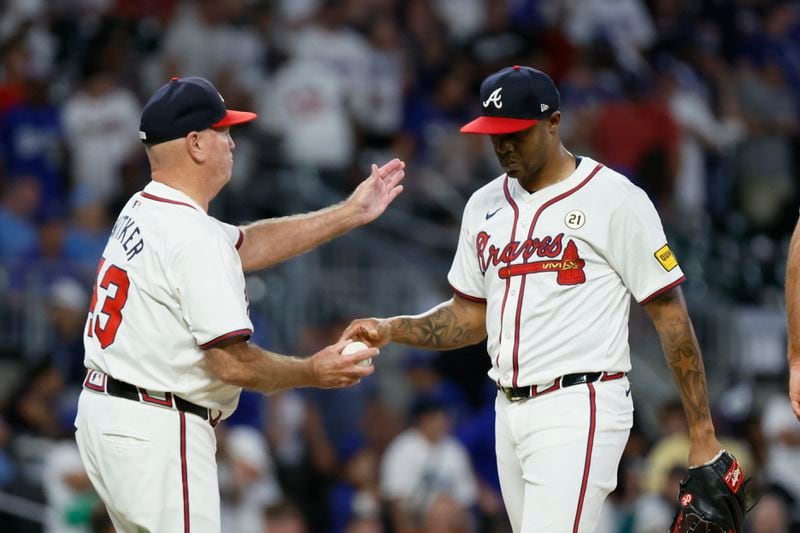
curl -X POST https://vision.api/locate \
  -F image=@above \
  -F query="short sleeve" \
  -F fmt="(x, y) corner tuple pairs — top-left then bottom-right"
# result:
(171, 230), (253, 348)
(605, 189), (685, 304)
(447, 202), (486, 302)
(213, 218), (244, 250)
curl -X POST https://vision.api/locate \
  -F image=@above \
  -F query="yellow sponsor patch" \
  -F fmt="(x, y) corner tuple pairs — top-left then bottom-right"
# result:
(654, 244), (678, 272)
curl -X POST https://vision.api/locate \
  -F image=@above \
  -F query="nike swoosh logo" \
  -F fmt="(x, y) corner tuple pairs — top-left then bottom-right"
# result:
(625, 387), (631, 397)
(485, 208), (502, 220)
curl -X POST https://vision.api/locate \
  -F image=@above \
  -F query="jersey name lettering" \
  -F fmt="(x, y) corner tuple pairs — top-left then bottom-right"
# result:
(110, 214), (145, 260)
(476, 232), (586, 285)
(476, 231), (564, 272)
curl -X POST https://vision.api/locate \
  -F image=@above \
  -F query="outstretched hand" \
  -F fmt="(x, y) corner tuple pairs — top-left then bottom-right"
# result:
(339, 318), (393, 349)
(348, 158), (405, 225)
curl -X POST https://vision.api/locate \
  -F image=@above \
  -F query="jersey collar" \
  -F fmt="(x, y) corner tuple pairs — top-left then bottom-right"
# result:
(141, 181), (206, 212)
(507, 156), (596, 205)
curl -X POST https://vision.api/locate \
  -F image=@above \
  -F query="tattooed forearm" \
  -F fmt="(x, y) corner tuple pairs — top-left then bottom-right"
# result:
(645, 288), (713, 431)
(390, 299), (486, 350)
(657, 314), (713, 427)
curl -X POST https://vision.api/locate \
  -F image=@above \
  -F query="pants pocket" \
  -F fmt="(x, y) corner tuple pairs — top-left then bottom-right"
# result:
(101, 432), (150, 448)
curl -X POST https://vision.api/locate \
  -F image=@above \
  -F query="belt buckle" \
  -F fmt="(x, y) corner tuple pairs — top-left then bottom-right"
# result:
(504, 387), (514, 402)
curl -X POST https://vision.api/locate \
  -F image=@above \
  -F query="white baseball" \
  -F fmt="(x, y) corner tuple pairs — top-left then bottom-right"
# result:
(343, 341), (372, 366)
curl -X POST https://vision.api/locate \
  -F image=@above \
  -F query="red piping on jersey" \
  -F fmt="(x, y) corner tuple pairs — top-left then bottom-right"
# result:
(141, 192), (197, 210)
(510, 164), (603, 387)
(236, 229), (244, 250)
(179, 412), (190, 533)
(199, 328), (253, 349)
(450, 284), (486, 303)
(639, 276), (686, 304)
(497, 176), (521, 380)
(573, 383), (597, 533)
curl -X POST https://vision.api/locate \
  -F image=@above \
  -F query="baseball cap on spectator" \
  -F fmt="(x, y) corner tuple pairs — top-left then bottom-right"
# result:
(139, 76), (257, 145)
(460, 65), (560, 135)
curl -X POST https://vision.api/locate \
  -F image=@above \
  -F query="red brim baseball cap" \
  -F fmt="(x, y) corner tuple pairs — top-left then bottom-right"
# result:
(213, 109), (258, 128)
(460, 65), (560, 136)
(460, 116), (539, 135)
(140, 76), (258, 144)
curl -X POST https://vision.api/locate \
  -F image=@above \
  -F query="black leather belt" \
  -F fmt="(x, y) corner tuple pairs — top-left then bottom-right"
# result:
(83, 369), (221, 426)
(499, 371), (625, 402)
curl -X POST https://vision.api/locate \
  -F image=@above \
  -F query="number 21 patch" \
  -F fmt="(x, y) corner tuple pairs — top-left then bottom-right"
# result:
(654, 244), (678, 272)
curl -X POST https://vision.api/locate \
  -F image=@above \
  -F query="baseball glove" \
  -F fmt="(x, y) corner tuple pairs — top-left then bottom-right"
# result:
(670, 450), (751, 533)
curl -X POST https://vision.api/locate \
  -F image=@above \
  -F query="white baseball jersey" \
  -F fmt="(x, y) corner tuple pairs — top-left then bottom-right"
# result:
(448, 156), (685, 388)
(83, 181), (253, 418)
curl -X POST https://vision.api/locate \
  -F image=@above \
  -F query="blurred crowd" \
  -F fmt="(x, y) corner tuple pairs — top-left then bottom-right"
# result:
(0, 0), (799, 531)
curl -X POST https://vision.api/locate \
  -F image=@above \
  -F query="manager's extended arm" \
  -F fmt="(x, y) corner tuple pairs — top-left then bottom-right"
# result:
(237, 159), (404, 271)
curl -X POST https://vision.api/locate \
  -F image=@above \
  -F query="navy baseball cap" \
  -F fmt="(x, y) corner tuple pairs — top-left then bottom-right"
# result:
(139, 76), (257, 145)
(461, 66), (560, 135)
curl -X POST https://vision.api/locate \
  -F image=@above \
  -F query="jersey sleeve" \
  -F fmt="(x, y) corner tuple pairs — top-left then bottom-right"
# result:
(170, 229), (253, 348)
(606, 189), (685, 304)
(212, 218), (245, 250)
(447, 200), (486, 302)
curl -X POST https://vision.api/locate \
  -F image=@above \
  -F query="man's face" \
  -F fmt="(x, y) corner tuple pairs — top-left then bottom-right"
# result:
(489, 119), (551, 181)
(207, 126), (235, 184)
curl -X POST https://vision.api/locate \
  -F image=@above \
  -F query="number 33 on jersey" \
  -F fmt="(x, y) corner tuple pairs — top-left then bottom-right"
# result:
(83, 182), (253, 415)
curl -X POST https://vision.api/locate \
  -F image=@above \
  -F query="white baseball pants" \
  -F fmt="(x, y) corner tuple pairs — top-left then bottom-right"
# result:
(74, 390), (220, 532)
(495, 376), (633, 533)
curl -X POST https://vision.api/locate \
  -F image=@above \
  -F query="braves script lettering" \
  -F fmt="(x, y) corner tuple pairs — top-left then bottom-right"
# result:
(476, 232), (565, 272)
(476, 232), (586, 285)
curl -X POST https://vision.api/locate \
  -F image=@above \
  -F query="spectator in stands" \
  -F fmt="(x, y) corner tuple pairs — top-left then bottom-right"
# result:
(160, 0), (262, 91)
(9, 209), (82, 294)
(657, 56), (744, 226)
(0, 64), (65, 208)
(642, 400), (753, 496)
(63, 186), (110, 271)
(455, 404), (507, 532)
(61, 60), (141, 204)
(327, 437), (382, 533)
(266, 391), (338, 531)
(218, 426), (282, 533)
(0, 174), (40, 261)
(631, 465), (684, 533)
(262, 500), (308, 533)
(733, 51), (798, 231)
(257, 54), (356, 182)
(380, 394), (477, 533)
(2, 357), (66, 440)
(352, 12), (405, 149)
(47, 277), (88, 387)
(0, 32), (27, 115)
(404, 350), (470, 425)
(749, 485), (793, 533)
(761, 393), (800, 504)
(591, 75), (680, 207)
(41, 437), (96, 533)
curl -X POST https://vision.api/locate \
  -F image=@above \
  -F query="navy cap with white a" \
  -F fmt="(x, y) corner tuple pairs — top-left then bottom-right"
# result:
(139, 76), (257, 145)
(461, 66), (560, 135)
